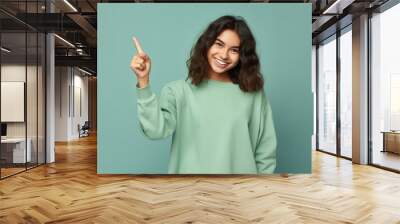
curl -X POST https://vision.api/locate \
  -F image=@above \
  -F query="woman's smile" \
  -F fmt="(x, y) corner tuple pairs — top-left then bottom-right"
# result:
(214, 57), (230, 68)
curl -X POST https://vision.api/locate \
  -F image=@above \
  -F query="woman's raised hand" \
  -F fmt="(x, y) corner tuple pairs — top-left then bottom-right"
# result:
(130, 36), (151, 88)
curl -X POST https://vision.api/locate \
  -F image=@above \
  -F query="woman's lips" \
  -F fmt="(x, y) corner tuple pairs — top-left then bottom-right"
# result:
(214, 58), (230, 69)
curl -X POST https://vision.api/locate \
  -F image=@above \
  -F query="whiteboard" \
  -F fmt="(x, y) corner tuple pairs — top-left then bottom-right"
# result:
(1, 82), (25, 122)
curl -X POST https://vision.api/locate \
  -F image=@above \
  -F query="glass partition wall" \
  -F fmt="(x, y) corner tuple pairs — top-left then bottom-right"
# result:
(317, 35), (337, 155)
(339, 26), (352, 159)
(316, 26), (353, 159)
(316, 0), (400, 172)
(0, 30), (27, 177)
(370, 3), (400, 172)
(0, 1), (46, 179)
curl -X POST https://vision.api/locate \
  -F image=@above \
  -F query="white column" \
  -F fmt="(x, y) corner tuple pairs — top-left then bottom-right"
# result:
(46, 33), (55, 163)
(46, 1), (55, 163)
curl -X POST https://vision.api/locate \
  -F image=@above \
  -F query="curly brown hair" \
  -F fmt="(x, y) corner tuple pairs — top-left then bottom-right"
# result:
(186, 15), (264, 92)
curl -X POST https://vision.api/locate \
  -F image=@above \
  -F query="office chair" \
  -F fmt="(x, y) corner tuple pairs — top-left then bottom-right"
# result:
(79, 121), (90, 138)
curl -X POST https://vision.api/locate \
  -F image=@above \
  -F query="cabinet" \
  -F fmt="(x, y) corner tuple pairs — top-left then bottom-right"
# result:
(0, 138), (32, 164)
(382, 131), (400, 154)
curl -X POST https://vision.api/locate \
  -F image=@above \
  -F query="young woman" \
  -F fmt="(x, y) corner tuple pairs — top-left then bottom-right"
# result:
(131, 15), (277, 174)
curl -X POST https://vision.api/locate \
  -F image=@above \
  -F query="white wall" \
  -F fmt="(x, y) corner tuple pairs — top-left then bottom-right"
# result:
(55, 66), (69, 141)
(1, 64), (41, 137)
(55, 67), (89, 141)
(72, 73), (89, 138)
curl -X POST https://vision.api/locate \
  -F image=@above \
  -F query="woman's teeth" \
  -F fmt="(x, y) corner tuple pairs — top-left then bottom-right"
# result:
(215, 58), (228, 66)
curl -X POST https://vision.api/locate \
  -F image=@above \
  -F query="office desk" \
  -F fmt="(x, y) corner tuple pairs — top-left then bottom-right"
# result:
(381, 131), (400, 154)
(1, 138), (31, 163)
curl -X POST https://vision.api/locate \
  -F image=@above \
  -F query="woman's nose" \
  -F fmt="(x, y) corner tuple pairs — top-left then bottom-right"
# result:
(220, 49), (229, 59)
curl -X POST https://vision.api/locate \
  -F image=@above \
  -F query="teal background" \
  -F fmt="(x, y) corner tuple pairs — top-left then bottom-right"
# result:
(98, 3), (312, 174)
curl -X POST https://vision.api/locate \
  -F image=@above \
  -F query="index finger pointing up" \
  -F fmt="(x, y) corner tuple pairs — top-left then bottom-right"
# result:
(132, 36), (144, 54)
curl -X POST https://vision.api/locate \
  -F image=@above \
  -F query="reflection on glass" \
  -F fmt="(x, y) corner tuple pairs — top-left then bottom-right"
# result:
(371, 3), (400, 171)
(318, 36), (337, 154)
(0, 1), (46, 179)
(1, 32), (27, 177)
(27, 31), (38, 169)
(38, 33), (46, 165)
(390, 75), (400, 130)
(340, 28), (352, 158)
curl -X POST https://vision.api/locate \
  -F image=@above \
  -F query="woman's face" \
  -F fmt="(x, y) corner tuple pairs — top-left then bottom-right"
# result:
(207, 29), (240, 76)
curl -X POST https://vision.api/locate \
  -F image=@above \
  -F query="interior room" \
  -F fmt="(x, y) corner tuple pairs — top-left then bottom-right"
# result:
(0, 0), (399, 223)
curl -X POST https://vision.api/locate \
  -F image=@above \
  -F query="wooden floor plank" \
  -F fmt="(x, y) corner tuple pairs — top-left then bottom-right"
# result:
(0, 134), (400, 223)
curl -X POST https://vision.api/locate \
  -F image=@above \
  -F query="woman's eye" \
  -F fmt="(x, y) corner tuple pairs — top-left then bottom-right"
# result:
(215, 42), (223, 47)
(231, 49), (239, 54)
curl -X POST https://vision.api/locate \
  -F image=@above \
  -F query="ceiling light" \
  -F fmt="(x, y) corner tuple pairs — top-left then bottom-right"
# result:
(322, 0), (354, 15)
(63, 0), (78, 12)
(54, 34), (75, 48)
(1, 47), (11, 53)
(78, 67), (92, 76)
(323, 0), (341, 14)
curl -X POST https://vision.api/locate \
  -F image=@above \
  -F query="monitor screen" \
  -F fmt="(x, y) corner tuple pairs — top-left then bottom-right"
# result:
(1, 123), (7, 137)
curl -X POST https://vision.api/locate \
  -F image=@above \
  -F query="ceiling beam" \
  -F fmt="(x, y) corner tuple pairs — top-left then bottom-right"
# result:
(55, 55), (96, 70)
(67, 13), (97, 46)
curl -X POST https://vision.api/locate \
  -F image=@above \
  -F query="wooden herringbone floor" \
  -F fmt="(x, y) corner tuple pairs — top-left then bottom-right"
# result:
(1, 134), (400, 224)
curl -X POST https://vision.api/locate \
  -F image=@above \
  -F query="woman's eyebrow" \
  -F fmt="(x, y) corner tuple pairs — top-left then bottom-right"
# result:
(216, 38), (240, 48)
(215, 38), (224, 44)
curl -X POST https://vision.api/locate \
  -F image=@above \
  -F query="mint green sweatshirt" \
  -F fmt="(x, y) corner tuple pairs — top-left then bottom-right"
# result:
(136, 78), (277, 174)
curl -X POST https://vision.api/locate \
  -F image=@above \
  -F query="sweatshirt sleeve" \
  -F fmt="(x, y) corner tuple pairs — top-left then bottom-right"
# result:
(255, 92), (277, 174)
(136, 83), (177, 140)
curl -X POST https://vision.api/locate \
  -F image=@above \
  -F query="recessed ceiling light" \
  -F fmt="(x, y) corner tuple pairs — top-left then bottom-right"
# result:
(54, 34), (75, 48)
(322, 0), (354, 15)
(1, 47), (11, 53)
(77, 67), (93, 76)
(63, 0), (78, 12)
